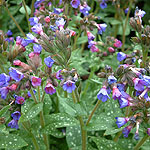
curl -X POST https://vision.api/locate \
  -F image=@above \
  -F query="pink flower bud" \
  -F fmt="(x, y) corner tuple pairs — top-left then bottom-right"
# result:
(44, 16), (50, 23)
(108, 47), (115, 53)
(13, 60), (22, 66)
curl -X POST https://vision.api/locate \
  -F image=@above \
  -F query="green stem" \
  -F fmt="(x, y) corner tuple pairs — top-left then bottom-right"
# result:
(73, 29), (81, 50)
(121, 0), (133, 52)
(142, 48), (148, 68)
(72, 91), (86, 150)
(22, 0), (31, 32)
(113, 131), (122, 142)
(41, 92), (45, 102)
(4, 6), (26, 37)
(81, 31), (87, 53)
(37, 86), (41, 102)
(22, 122), (40, 150)
(31, 0), (36, 17)
(64, 91), (68, 98)
(86, 100), (101, 126)
(29, 88), (38, 104)
(134, 135), (149, 150)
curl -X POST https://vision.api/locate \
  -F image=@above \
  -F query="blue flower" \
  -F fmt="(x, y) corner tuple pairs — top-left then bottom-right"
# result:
(117, 83), (125, 92)
(108, 75), (117, 85)
(54, 8), (63, 14)
(31, 23), (43, 35)
(15, 96), (25, 105)
(125, 8), (129, 14)
(70, 0), (80, 9)
(8, 119), (19, 129)
(55, 18), (66, 30)
(97, 24), (107, 34)
(28, 90), (36, 97)
(80, 2), (91, 16)
(122, 126), (132, 137)
(44, 56), (54, 68)
(100, 1), (107, 9)
(63, 80), (76, 93)
(119, 97), (129, 108)
(115, 117), (129, 128)
(9, 68), (24, 82)
(97, 86), (110, 102)
(0, 73), (11, 88)
(29, 17), (39, 26)
(11, 111), (21, 120)
(0, 87), (9, 99)
(33, 44), (42, 54)
(6, 30), (12, 36)
(117, 52), (127, 62)
(26, 33), (38, 44)
(34, 0), (45, 8)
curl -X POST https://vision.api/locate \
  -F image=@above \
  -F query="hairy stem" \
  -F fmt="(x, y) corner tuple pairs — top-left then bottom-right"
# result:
(4, 6), (25, 37)
(134, 135), (149, 150)
(31, 0), (36, 17)
(29, 88), (38, 104)
(86, 100), (101, 126)
(22, 0), (31, 32)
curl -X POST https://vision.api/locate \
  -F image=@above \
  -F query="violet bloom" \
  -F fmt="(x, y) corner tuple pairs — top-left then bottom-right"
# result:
(97, 86), (110, 102)
(70, 0), (80, 9)
(5, 37), (14, 43)
(90, 45), (99, 52)
(114, 39), (122, 48)
(88, 41), (97, 49)
(26, 33), (38, 43)
(135, 8), (146, 18)
(125, 8), (129, 14)
(115, 117), (129, 128)
(16, 36), (23, 46)
(80, 2), (91, 16)
(9, 68), (24, 82)
(117, 83), (125, 92)
(117, 52), (127, 62)
(11, 111), (21, 120)
(44, 83), (56, 95)
(112, 86), (122, 100)
(8, 119), (19, 129)
(15, 96), (25, 105)
(119, 97), (130, 108)
(6, 30), (12, 36)
(132, 78), (146, 91)
(122, 126), (132, 137)
(31, 76), (41, 86)
(28, 90), (36, 97)
(55, 18), (66, 30)
(108, 75), (117, 85)
(31, 23), (43, 35)
(0, 73), (11, 88)
(34, 0), (44, 8)
(97, 24), (107, 34)
(29, 17), (39, 26)
(63, 80), (76, 93)
(0, 87), (9, 99)
(50, 25), (58, 32)
(147, 128), (150, 136)
(56, 70), (63, 80)
(54, 8), (63, 14)
(100, 0), (107, 9)
(44, 56), (54, 68)
(107, 86), (111, 95)
(33, 44), (42, 54)
(87, 31), (95, 41)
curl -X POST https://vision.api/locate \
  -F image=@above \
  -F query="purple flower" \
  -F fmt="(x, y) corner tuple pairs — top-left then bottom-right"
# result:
(108, 75), (117, 85)
(115, 117), (129, 128)
(70, 0), (80, 9)
(31, 76), (41, 86)
(107, 86), (111, 94)
(50, 25), (58, 31)
(11, 111), (21, 120)
(5, 37), (14, 43)
(117, 52), (127, 62)
(117, 83), (125, 92)
(9, 68), (24, 82)
(15, 96), (25, 105)
(27, 90), (36, 97)
(97, 23), (107, 34)
(0, 87), (9, 99)
(97, 86), (110, 102)
(112, 86), (122, 100)
(33, 44), (42, 54)
(26, 33), (38, 43)
(122, 126), (132, 137)
(29, 17), (39, 26)
(6, 30), (12, 36)
(119, 97), (130, 108)
(121, 91), (133, 101)
(31, 23), (43, 35)
(8, 119), (19, 129)
(63, 80), (76, 93)
(134, 133), (140, 140)
(54, 8), (63, 14)
(0, 73), (11, 88)
(135, 8), (146, 18)
(56, 70), (63, 80)
(55, 18), (66, 30)
(88, 41), (97, 49)
(44, 83), (56, 95)
(34, 0), (44, 8)
(100, 1), (107, 9)
(87, 31), (95, 41)
(125, 8), (129, 14)
(114, 39), (122, 48)
(44, 56), (54, 68)
(80, 2), (91, 16)
(132, 78), (146, 91)
(147, 128), (150, 136)
(90, 45), (99, 52)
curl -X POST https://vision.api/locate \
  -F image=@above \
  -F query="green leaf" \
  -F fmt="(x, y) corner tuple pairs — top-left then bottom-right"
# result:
(0, 105), (11, 117)
(0, 134), (28, 149)
(91, 137), (124, 150)
(19, 5), (31, 15)
(66, 125), (82, 148)
(0, 125), (9, 134)
(19, 102), (43, 122)
(77, 36), (88, 45)
(90, 79), (102, 85)
(104, 127), (124, 135)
